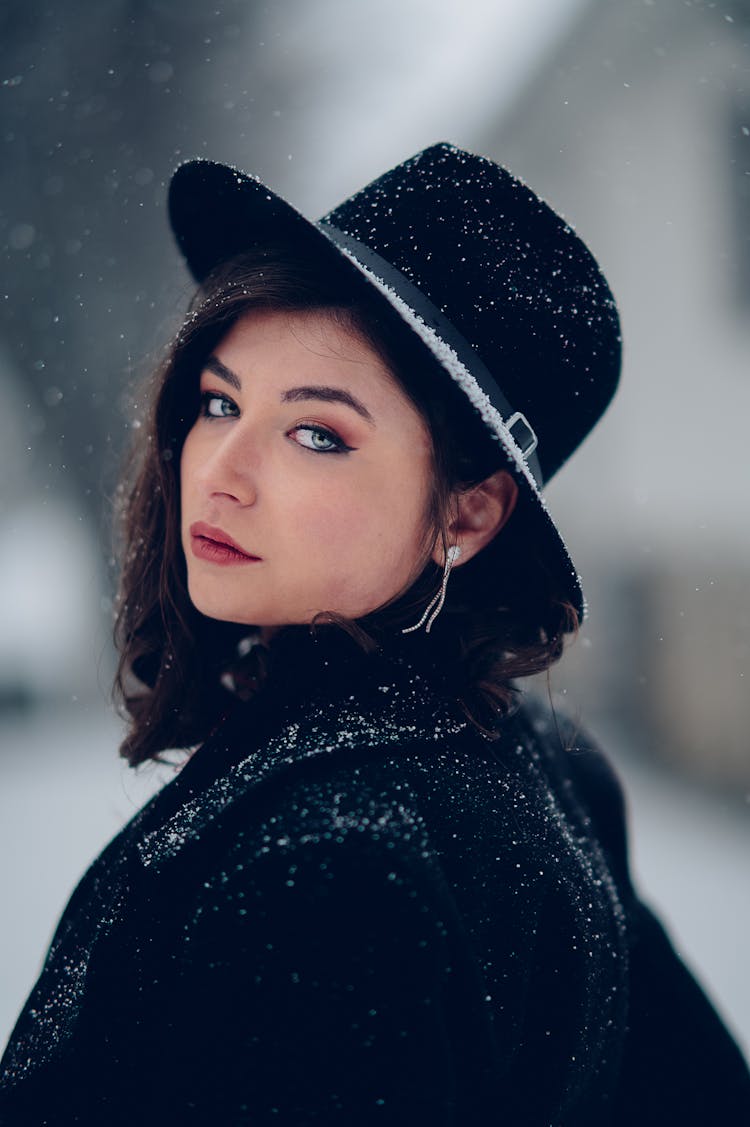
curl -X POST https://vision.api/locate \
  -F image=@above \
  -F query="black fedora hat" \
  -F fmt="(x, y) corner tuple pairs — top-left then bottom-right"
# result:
(168, 142), (621, 623)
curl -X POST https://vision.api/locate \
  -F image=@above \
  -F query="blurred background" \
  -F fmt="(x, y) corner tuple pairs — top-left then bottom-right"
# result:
(1, 0), (749, 1054)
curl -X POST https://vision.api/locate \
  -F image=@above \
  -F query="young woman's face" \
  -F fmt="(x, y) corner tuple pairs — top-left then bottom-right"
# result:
(180, 307), (434, 633)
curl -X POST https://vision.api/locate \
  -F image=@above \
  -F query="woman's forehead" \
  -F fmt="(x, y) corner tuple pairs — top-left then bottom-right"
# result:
(212, 306), (427, 422)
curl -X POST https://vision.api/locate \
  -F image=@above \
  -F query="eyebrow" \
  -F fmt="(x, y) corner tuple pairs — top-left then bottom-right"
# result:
(205, 356), (241, 390)
(204, 356), (375, 426)
(281, 386), (375, 426)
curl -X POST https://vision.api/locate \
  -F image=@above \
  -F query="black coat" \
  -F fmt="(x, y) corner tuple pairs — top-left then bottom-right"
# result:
(1, 628), (748, 1125)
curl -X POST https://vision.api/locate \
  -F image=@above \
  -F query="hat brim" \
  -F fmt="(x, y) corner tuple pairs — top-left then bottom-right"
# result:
(168, 159), (586, 624)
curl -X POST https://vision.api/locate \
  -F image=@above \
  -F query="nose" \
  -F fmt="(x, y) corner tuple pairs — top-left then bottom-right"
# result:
(196, 422), (259, 507)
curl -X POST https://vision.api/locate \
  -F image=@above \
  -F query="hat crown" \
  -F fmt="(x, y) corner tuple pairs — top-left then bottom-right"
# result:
(320, 143), (620, 483)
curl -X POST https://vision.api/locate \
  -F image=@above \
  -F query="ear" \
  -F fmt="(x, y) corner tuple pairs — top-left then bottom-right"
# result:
(431, 470), (519, 567)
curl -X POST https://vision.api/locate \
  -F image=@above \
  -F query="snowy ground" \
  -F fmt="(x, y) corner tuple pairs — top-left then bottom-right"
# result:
(1, 698), (748, 1059)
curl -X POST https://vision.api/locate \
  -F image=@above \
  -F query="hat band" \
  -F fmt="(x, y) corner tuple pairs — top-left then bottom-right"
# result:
(319, 223), (543, 488)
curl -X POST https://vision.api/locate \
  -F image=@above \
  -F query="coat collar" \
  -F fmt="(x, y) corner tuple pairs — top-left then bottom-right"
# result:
(136, 625), (470, 871)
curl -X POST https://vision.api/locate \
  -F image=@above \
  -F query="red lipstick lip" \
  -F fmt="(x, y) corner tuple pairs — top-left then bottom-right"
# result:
(189, 522), (260, 560)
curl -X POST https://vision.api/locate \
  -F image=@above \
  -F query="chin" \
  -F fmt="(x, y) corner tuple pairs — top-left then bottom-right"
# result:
(186, 584), (250, 626)
(195, 603), (253, 626)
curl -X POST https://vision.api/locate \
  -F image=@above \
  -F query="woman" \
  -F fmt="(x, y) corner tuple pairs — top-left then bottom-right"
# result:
(1, 143), (748, 1125)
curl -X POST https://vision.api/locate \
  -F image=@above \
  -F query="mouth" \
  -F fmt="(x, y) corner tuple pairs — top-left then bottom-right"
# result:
(189, 522), (261, 565)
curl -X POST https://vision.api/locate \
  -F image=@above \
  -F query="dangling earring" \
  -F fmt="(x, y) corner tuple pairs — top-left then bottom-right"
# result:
(402, 545), (462, 635)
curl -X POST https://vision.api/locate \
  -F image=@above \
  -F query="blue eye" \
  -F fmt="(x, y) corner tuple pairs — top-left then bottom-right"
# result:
(292, 425), (354, 455)
(199, 391), (238, 419)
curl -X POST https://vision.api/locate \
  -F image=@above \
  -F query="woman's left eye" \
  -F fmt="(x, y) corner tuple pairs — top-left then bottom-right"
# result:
(291, 425), (354, 455)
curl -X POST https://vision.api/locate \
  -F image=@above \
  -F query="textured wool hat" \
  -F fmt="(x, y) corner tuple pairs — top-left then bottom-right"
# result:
(168, 142), (621, 622)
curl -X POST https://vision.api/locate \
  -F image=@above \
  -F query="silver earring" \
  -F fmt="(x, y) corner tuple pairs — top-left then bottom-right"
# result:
(402, 545), (462, 635)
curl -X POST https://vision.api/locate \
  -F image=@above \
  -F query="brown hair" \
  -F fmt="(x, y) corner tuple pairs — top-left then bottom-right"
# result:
(113, 242), (576, 766)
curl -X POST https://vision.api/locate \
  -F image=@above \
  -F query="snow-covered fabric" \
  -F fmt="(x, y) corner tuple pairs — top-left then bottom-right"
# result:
(1, 626), (748, 1124)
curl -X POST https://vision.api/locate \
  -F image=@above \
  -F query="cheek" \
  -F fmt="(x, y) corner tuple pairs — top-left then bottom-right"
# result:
(289, 473), (430, 576)
(285, 487), (372, 553)
(179, 428), (213, 512)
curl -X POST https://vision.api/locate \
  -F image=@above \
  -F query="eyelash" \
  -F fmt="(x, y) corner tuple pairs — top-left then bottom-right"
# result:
(197, 391), (355, 455)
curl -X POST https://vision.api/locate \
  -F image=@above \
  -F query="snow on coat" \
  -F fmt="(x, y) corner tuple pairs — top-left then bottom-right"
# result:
(1, 626), (748, 1125)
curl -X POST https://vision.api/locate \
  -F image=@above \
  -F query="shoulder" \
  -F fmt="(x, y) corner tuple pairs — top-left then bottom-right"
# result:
(135, 648), (472, 874)
(133, 669), (470, 925)
(177, 691), (620, 937)
(172, 755), (462, 1008)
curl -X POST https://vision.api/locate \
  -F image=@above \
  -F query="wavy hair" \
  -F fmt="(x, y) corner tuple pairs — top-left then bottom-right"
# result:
(113, 243), (577, 766)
